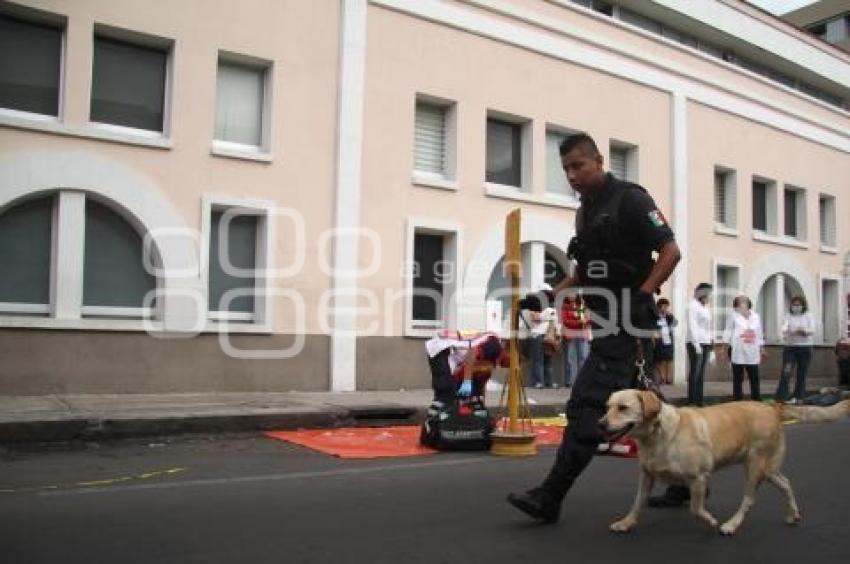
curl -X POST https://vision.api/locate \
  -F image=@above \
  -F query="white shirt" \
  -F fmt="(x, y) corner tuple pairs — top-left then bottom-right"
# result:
(425, 331), (499, 375)
(687, 298), (712, 345)
(519, 307), (556, 337)
(723, 310), (764, 365)
(782, 312), (815, 347)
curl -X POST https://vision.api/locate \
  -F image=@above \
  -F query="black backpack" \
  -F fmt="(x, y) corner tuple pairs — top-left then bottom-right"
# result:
(420, 397), (493, 451)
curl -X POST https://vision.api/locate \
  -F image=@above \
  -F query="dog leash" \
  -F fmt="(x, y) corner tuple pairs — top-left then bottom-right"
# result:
(635, 339), (666, 402)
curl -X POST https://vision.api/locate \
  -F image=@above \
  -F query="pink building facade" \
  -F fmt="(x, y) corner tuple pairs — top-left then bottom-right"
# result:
(0, 0), (847, 394)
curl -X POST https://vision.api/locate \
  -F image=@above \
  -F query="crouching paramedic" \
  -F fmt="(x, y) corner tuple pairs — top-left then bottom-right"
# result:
(426, 330), (507, 404)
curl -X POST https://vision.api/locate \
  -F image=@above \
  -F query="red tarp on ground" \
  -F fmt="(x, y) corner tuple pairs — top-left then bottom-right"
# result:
(265, 427), (437, 459)
(264, 423), (636, 459)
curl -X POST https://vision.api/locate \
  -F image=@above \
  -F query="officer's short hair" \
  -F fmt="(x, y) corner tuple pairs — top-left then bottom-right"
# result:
(559, 133), (600, 157)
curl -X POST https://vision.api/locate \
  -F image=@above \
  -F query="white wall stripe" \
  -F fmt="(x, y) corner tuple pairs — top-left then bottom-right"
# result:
(671, 93), (689, 385)
(331, 0), (368, 392)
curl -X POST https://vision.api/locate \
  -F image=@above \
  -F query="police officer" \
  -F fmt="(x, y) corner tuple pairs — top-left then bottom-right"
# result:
(507, 133), (681, 523)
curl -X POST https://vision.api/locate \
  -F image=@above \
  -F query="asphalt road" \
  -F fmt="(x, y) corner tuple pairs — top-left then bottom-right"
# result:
(2, 421), (850, 564)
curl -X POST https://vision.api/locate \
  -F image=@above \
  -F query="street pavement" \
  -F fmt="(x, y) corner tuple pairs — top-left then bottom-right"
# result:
(0, 377), (839, 443)
(2, 419), (849, 563)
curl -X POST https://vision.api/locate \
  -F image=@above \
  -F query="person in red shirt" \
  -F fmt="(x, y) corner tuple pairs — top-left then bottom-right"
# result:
(560, 294), (590, 388)
(426, 331), (508, 404)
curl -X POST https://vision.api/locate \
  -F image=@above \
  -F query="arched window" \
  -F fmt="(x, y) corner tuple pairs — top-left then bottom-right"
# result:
(0, 195), (53, 314)
(0, 191), (159, 320)
(486, 243), (570, 326)
(756, 273), (803, 343)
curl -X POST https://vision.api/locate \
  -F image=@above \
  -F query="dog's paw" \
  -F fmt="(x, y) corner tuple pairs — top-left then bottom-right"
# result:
(785, 512), (802, 526)
(610, 518), (636, 533)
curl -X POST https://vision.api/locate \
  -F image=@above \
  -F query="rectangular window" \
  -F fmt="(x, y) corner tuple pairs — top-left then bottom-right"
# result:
(825, 16), (849, 44)
(572, 0), (613, 15)
(406, 220), (460, 335)
(545, 129), (575, 198)
(784, 186), (806, 240)
(822, 279), (840, 344)
(0, 14), (62, 116)
(412, 233), (445, 323)
(486, 118), (523, 188)
(753, 181), (767, 231)
(90, 33), (168, 132)
(413, 101), (447, 177)
(618, 7), (662, 34)
(819, 194), (837, 247)
(752, 178), (776, 235)
(214, 57), (267, 148)
(714, 167), (737, 229)
(609, 142), (637, 182)
(208, 210), (258, 317)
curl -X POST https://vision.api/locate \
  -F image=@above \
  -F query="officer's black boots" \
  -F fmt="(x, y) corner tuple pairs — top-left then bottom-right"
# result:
(506, 488), (561, 524)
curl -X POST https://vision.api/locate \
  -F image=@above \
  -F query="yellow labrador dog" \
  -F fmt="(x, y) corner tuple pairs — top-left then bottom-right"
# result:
(600, 390), (850, 535)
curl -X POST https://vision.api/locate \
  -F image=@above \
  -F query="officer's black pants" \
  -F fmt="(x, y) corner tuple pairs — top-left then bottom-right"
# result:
(540, 334), (637, 502)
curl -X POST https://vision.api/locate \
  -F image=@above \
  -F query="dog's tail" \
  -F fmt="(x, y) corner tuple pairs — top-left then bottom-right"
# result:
(778, 399), (850, 423)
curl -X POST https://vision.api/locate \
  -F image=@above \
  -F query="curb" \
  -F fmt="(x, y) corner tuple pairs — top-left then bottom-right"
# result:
(0, 403), (571, 444)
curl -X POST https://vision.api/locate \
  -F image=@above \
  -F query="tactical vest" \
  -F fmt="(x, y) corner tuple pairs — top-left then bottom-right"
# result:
(569, 181), (654, 291)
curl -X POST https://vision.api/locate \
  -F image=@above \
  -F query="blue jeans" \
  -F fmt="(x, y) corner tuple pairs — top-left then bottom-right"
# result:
(776, 346), (812, 401)
(528, 335), (553, 386)
(563, 339), (590, 387)
(687, 342), (710, 406)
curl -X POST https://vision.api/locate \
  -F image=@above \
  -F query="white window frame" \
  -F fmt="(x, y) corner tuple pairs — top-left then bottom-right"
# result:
(0, 190), (159, 322)
(411, 93), (457, 191)
(608, 139), (639, 183)
(713, 165), (738, 236)
(88, 24), (175, 141)
(819, 192), (838, 252)
(211, 50), (274, 162)
(201, 195), (274, 329)
(711, 258), (742, 341)
(484, 109), (532, 193)
(404, 217), (462, 338)
(783, 184), (807, 242)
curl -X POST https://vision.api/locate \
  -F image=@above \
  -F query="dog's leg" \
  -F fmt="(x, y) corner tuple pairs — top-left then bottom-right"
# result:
(610, 470), (654, 533)
(689, 476), (718, 529)
(766, 472), (801, 525)
(720, 461), (764, 535)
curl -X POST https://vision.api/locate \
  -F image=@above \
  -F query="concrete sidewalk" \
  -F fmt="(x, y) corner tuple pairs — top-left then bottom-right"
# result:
(0, 378), (839, 443)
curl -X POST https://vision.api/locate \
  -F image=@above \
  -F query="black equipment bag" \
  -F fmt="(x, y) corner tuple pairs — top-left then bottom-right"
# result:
(420, 397), (493, 451)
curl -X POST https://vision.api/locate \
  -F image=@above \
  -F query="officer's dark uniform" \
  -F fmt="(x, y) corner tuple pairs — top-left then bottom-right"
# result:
(535, 173), (675, 509)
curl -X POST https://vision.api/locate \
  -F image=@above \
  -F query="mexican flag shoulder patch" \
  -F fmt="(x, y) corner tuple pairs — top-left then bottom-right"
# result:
(648, 210), (667, 227)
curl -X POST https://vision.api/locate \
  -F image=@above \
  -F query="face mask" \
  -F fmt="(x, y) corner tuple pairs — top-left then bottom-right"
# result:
(791, 305), (803, 315)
